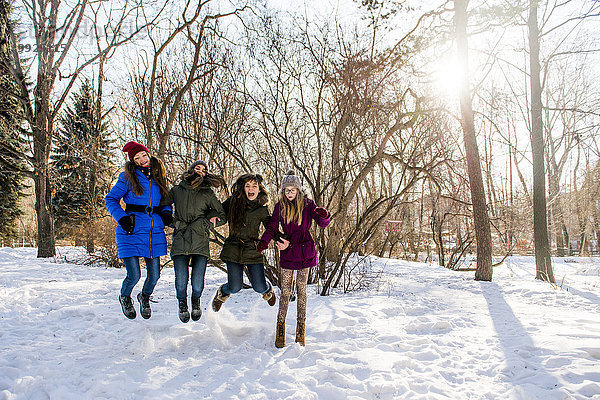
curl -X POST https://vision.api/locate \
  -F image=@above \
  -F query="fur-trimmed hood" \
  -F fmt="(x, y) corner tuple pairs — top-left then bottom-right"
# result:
(245, 192), (269, 210)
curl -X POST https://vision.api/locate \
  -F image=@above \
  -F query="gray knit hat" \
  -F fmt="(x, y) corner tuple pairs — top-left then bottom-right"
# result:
(280, 170), (304, 193)
(187, 160), (209, 173)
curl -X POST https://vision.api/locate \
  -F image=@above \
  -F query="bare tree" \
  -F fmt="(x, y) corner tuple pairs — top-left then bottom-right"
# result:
(226, 13), (455, 294)
(126, 0), (247, 159)
(453, 0), (493, 280)
(3, 0), (161, 257)
(528, 0), (555, 282)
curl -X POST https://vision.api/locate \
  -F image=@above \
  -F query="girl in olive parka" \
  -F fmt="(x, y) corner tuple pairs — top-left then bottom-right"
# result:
(211, 173), (276, 312)
(161, 160), (227, 322)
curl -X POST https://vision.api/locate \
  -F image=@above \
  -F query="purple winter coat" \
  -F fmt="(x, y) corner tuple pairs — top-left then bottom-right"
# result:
(260, 198), (330, 270)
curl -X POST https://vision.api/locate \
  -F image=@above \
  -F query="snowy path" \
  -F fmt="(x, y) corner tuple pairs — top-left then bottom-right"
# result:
(0, 247), (599, 399)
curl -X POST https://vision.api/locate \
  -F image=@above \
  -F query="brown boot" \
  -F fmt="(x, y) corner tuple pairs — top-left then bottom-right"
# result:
(211, 286), (230, 312)
(262, 285), (276, 306)
(295, 321), (305, 346)
(275, 322), (285, 348)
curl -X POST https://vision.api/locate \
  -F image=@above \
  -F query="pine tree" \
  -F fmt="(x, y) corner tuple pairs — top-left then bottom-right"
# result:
(51, 79), (112, 252)
(0, 0), (27, 242)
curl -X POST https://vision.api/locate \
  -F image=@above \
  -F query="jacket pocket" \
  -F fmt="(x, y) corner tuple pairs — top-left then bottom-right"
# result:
(299, 239), (316, 260)
(118, 213), (136, 235)
(280, 243), (301, 263)
(201, 219), (211, 235)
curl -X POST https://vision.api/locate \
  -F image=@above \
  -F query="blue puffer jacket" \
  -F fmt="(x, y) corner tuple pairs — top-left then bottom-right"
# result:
(105, 169), (171, 259)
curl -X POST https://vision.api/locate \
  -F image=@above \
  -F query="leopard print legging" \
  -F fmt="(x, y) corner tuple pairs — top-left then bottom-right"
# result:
(277, 268), (310, 324)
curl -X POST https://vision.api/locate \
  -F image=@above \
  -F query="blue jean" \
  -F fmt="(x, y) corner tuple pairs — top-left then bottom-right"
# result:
(121, 256), (161, 297)
(221, 262), (270, 295)
(172, 255), (207, 300)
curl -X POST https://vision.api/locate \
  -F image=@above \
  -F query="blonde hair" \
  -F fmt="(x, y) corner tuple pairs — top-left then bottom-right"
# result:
(279, 189), (305, 225)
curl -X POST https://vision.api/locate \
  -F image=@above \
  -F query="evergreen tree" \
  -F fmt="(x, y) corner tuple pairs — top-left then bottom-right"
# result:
(0, 0), (27, 242)
(51, 79), (112, 251)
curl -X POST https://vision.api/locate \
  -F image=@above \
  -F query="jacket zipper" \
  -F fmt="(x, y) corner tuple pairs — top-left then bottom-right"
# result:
(186, 188), (191, 255)
(149, 176), (153, 259)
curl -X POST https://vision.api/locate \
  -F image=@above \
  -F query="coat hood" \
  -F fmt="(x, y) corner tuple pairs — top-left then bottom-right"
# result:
(178, 178), (212, 191)
(248, 192), (269, 208)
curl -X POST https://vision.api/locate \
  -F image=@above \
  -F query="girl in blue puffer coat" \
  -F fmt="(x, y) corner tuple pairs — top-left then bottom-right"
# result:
(105, 141), (172, 320)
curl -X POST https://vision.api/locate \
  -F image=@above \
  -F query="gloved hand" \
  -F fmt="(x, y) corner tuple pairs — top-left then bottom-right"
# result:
(315, 207), (329, 218)
(274, 230), (290, 244)
(160, 211), (173, 227)
(256, 240), (269, 253)
(118, 215), (135, 235)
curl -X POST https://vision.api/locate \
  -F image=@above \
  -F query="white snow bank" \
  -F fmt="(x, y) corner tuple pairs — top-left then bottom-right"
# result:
(0, 247), (599, 399)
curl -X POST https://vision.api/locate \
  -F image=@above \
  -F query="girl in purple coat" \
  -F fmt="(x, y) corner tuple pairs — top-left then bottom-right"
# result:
(257, 170), (330, 348)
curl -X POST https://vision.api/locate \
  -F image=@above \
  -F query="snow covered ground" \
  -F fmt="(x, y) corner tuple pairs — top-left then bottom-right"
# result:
(0, 247), (599, 400)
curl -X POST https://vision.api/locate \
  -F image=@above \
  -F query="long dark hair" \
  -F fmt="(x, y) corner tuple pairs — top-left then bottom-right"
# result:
(182, 170), (227, 191)
(124, 156), (169, 198)
(229, 173), (269, 232)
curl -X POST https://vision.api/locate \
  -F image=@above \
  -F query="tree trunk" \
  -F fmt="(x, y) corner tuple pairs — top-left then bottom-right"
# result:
(561, 225), (569, 255)
(573, 151), (586, 256)
(454, 0), (493, 281)
(86, 234), (95, 254)
(508, 126), (515, 252)
(548, 175), (566, 257)
(33, 159), (56, 257)
(431, 211), (445, 267)
(528, 0), (555, 282)
(33, 71), (56, 257)
(579, 232), (587, 256)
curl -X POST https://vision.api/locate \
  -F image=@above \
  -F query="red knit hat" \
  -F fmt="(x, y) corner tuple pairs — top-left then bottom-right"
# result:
(122, 141), (150, 161)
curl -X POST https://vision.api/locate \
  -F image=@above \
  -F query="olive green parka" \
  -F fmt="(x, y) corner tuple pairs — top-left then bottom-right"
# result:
(220, 193), (270, 264)
(161, 179), (226, 258)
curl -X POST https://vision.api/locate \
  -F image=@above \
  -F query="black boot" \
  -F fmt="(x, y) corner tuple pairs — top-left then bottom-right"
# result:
(178, 298), (190, 323)
(191, 296), (202, 321)
(137, 292), (152, 319)
(119, 295), (136, 319)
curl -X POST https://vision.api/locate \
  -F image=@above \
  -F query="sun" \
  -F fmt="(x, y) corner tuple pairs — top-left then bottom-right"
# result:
(431, 56), (466, 98)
